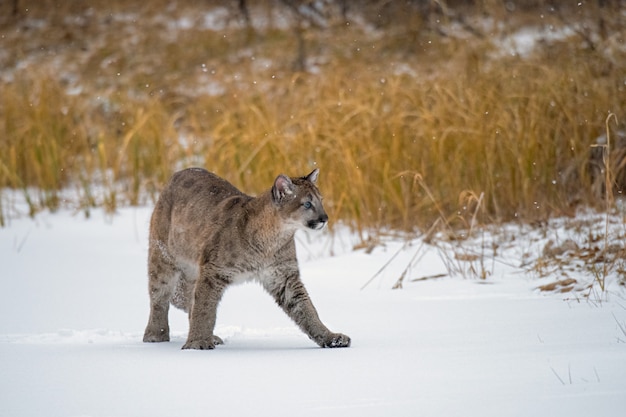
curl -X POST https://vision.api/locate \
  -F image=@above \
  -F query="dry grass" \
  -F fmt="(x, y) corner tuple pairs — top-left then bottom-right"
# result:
(1, 0), (625, 235)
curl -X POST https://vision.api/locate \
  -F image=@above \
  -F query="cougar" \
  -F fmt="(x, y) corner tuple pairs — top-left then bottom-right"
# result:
(143, 167), (351, 350)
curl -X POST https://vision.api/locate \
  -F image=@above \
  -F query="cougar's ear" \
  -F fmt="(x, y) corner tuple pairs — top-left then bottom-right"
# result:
(272, 174), (295, 203)
(305, 168), (319, 184)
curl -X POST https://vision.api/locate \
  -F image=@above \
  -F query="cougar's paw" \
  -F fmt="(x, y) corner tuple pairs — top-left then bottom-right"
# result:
(182, 335), (224, 350)
(323, 332), (351, 348)
(143, 328), (170, 343)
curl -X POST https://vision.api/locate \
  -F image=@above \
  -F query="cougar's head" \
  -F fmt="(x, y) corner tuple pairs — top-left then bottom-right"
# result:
(271, 168), (329, 231)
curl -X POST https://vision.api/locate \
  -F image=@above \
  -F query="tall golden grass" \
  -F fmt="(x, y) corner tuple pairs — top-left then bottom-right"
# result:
(1, 1), (624, 234)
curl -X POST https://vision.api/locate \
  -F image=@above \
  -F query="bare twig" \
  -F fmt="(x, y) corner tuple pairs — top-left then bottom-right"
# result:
(550, 367), (566, 385)
(613, 313), (626, 341)
(587, 113), (618, 294)
(360, 241), (409, 290)
(391, 234), (432, 289)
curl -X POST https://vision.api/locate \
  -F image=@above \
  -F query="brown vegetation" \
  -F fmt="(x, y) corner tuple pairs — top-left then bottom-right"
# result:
(1, 0), (625, 234)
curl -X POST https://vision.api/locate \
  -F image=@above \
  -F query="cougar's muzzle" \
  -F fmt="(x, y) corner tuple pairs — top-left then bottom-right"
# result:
(308, 213), (328, 230)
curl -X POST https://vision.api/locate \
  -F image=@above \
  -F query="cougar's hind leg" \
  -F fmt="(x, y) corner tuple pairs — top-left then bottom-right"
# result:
(143, 245), (180, 343)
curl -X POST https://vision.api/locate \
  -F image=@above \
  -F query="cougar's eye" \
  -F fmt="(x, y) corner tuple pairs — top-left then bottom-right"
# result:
(303, 201), (312, 209)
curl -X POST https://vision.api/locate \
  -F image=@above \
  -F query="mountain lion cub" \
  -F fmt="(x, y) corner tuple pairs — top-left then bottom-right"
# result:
(143, 167), (351, 350)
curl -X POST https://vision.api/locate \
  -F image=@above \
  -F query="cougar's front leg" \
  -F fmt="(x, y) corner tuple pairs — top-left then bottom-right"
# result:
(265, 270), (351, 348)
(182, 266), (227, 350)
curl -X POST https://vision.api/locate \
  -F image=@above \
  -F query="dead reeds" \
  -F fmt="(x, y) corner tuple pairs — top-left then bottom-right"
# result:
(1, 1), (624, 234)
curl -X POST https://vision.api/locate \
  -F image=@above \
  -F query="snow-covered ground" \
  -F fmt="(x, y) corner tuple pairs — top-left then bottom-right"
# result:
(1, 207), (626, 417)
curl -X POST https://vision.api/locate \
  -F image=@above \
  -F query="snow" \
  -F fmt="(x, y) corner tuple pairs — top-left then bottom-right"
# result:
(499, 26), (576, 57)
(1, 207), (626, 417)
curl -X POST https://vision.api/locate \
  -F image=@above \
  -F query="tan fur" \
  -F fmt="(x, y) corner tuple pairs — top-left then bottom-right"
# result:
(143, 167), (350, 349)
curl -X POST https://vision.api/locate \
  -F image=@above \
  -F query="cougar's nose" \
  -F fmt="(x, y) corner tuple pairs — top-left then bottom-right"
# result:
(320, 213), (328, 223)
